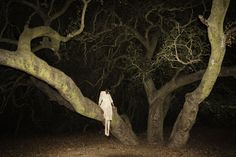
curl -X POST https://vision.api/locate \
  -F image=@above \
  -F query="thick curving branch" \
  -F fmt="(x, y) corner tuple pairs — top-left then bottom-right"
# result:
(31, 77), (76, 111)
(0, 49), (102, 120)
(0, 48), (138, 145)
(1, 0), (90, 54)
(0, 8), (138, 144)
(147, 65), (236, 143)
(168, 0), (230, 148)
(16, 24), (85, 53)
(154, 66), (236, 103)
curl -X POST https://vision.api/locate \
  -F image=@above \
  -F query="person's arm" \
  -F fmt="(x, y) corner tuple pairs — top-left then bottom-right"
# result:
(109, 94), (115, 107)
(98, 92), (103, 106)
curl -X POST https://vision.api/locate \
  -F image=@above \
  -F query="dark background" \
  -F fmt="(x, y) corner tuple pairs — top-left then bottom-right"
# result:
(0, 0), (235, 137)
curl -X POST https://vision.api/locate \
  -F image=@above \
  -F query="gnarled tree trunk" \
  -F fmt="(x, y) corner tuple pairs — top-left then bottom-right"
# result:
(31, 77), (138, 145)
(0, 49), (138, 145)
(147, 97), (165, 144)
(144, 78), (163, 144)
(145, 66), (236, 144)
(144, 77), (171, 144)
(168, 0), (230, 148)
(148, 66), (236, 143)
(0, 22), (138, 145)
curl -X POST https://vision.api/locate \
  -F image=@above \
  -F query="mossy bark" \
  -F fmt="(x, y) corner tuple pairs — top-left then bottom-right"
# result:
(31, 77), (138, 145)
(0, 25), (138, 145)
(168, 0), (230, 149)
(146, 65), (236, 144)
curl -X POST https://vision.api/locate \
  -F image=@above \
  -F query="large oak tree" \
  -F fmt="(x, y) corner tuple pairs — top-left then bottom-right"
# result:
(0, 0), (138, 145)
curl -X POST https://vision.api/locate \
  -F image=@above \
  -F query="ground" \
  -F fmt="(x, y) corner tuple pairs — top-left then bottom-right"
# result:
(0, 127), (235, 157)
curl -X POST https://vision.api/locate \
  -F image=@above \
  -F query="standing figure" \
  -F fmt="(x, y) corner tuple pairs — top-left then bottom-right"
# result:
(98, 89), (114, 136)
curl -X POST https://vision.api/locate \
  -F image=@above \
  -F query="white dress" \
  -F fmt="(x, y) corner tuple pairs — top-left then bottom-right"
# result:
(98, 91), (113, 121)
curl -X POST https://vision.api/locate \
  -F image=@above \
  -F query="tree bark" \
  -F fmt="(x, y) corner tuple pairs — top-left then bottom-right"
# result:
(144, 64), (236, 144)
(168, 92), (200, 148)
(146, 79), (175, 144)
(147, 96), (165, 144)
(0, 0), (138, 145)
(111, 110), (138, 145)
(143, 78), (165, 144)
(0, 23), (138, 145)
(31, 77), (138, 145)
(0, 49), (138, 145)
(147, 65), (236, 143)
(168, 0), (230, 148)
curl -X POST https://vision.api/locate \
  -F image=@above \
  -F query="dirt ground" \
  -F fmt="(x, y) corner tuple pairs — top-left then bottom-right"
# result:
(0, 127), (235, 157)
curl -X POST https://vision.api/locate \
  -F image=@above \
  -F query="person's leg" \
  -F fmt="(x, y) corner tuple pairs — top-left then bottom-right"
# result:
(105, 120), (109, 136)
(107, 120), (110, 136)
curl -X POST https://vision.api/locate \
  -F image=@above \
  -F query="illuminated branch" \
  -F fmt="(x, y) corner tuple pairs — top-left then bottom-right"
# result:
(0, 0), (85, 52)
(31, 77), (75, 111)
(152, 65), (236, 106)
(159, 16), (209, 69)
(198, 15), (209, 26)
(0, 0), (138, 144)
(14, 0), (90, 53)
(67, 0), (91, 38)
(6, 0), (89, 56)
